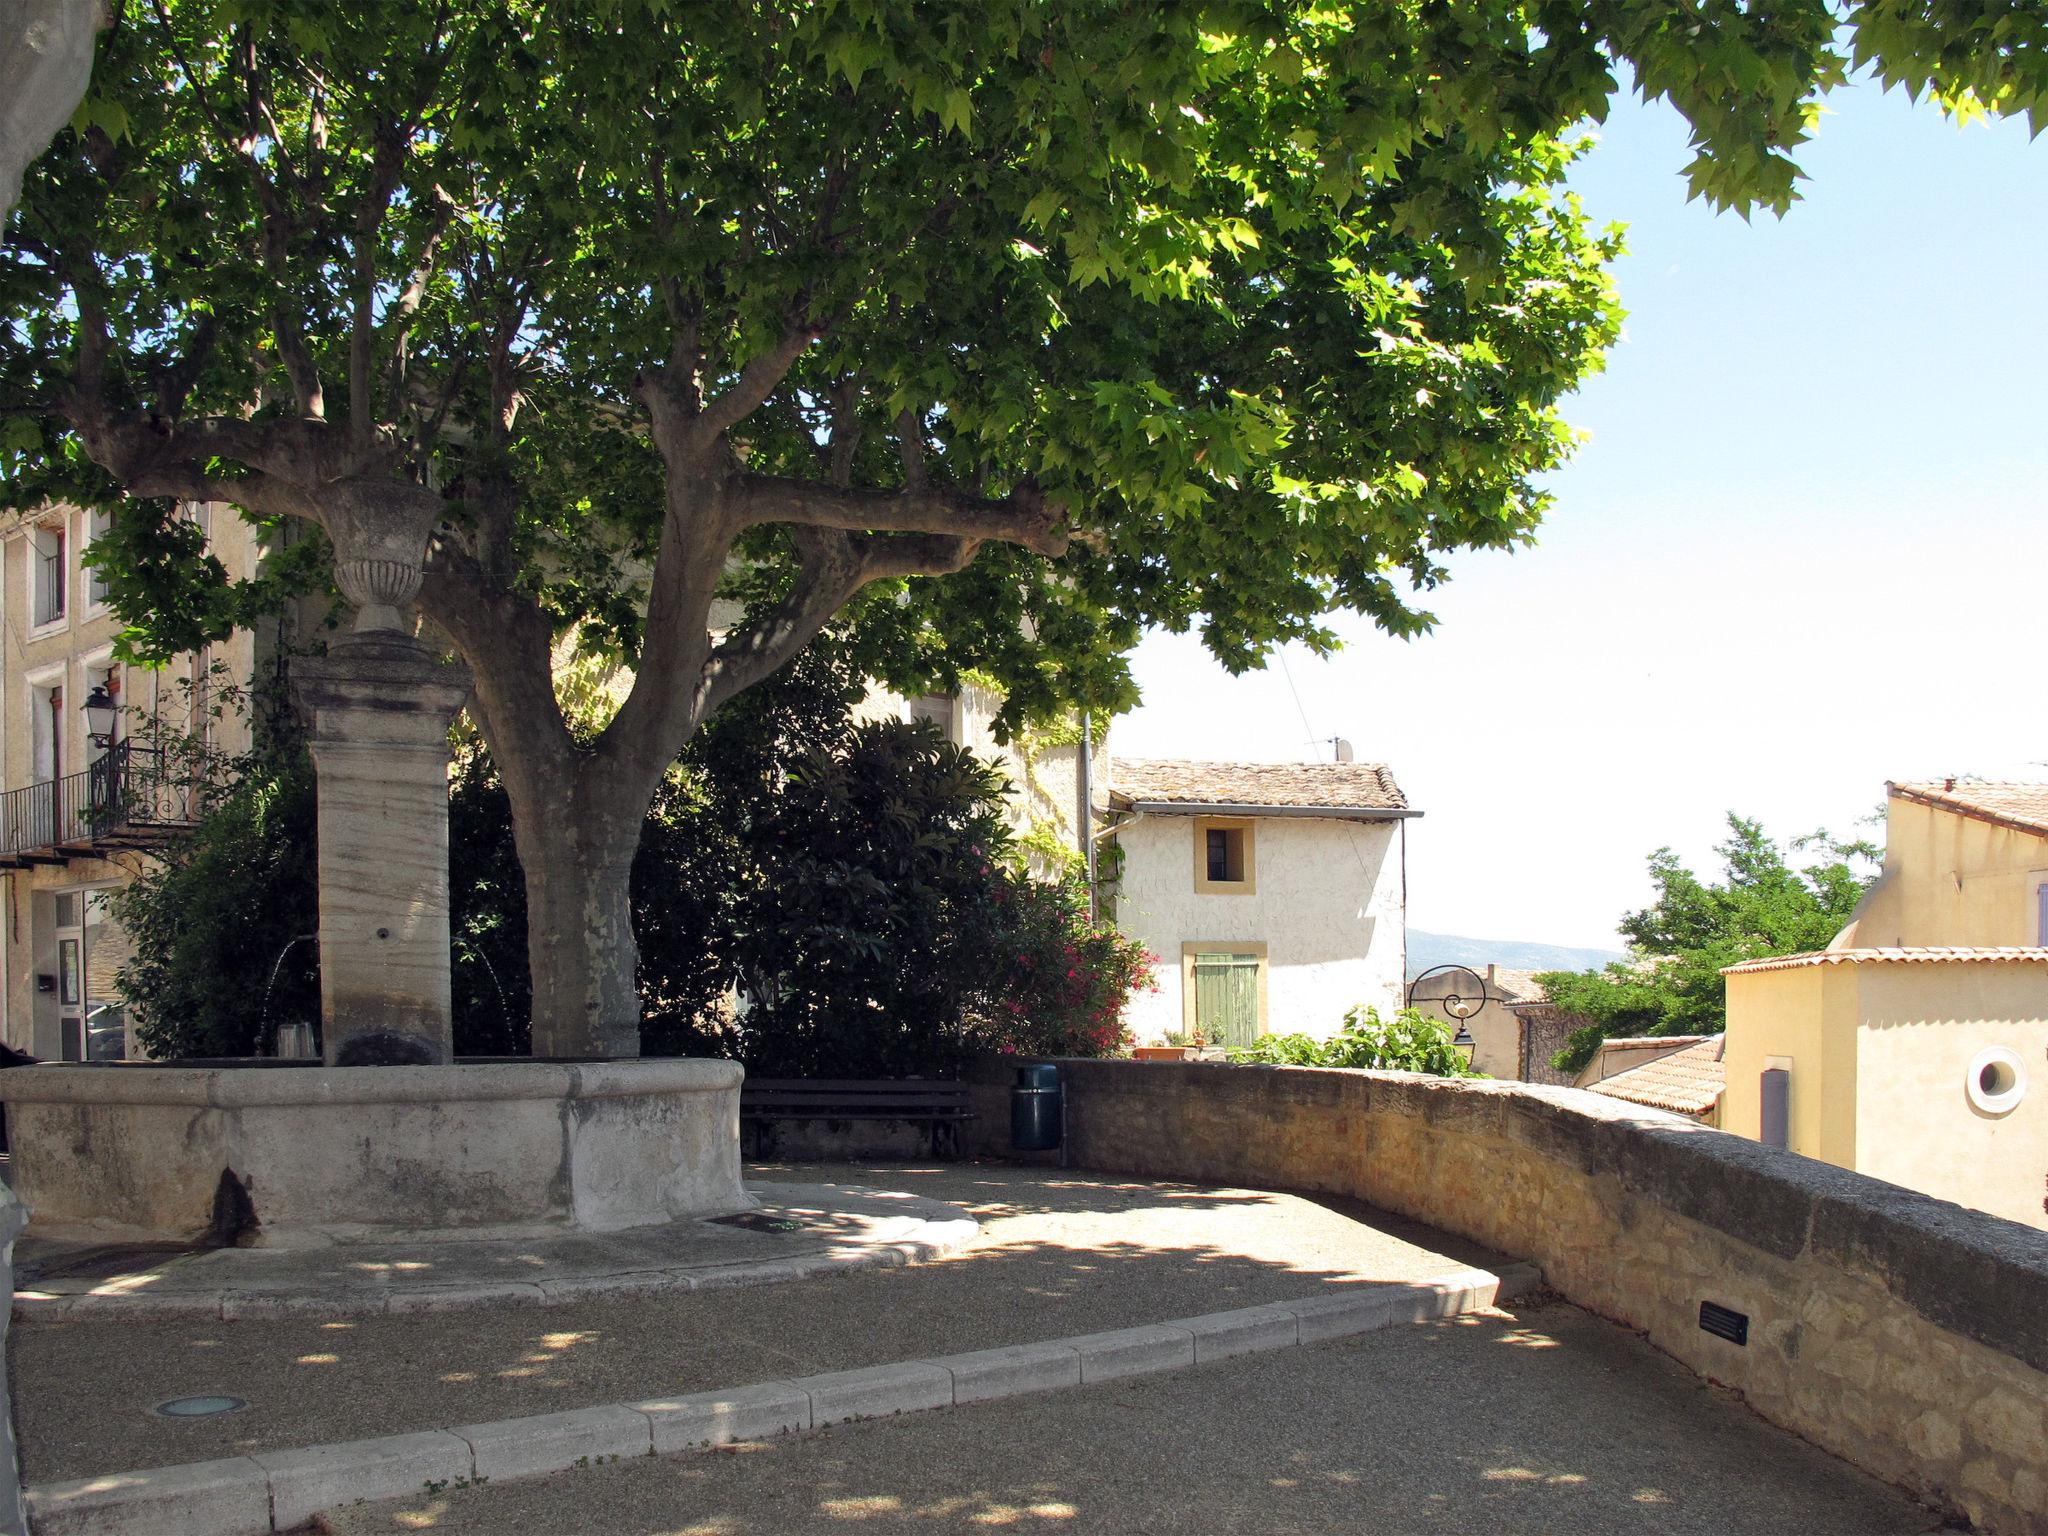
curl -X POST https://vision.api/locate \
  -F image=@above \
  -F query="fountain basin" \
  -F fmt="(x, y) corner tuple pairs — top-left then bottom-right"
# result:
(0, 1059), (747, 1243)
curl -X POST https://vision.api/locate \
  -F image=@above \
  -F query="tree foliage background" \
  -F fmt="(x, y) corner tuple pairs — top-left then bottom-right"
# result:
(1539, 815), (1880, 1074)
(7, 1), (2042, 1049)
(114, 640), (1151, 1073)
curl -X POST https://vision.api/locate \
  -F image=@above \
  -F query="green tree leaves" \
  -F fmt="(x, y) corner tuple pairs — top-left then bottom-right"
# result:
(1540, 815), (1880, 1073)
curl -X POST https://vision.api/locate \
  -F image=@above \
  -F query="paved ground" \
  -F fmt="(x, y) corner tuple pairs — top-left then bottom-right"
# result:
(12, 1163), (1500, 1482)
(320, 1302), (1950, 1536)
(14, 1181), (974, 1318)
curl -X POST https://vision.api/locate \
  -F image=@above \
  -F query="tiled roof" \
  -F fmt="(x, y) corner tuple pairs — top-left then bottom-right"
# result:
(1488, 968), (1552, 1005)
(1110, 759), (1409, 813)
(1586, 1036), (1725, 1117)
(1722, 947), (2048, 975)
(1890, 781), (2048, 839)
(1595, 1035), (1715, 1050)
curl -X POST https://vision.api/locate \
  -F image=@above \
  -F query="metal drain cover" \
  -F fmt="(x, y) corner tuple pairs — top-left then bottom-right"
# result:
(155, 1396), (248, 1418)
(707, 1211), (809, 1234)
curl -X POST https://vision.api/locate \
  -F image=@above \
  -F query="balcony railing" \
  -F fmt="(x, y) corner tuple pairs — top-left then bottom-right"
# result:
(0, 742), (202, 864)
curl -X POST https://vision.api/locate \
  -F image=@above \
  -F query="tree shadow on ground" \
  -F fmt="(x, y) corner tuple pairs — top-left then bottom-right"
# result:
(13, 1164), (1506, 1483)
(322, 1305), (1947, 1536)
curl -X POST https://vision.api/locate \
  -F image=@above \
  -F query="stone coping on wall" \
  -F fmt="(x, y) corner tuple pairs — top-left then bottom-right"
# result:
(0, 1057), (743, 1109)
(989, 1060), (2048, 1373)
(965, 1057), (2048, 1534)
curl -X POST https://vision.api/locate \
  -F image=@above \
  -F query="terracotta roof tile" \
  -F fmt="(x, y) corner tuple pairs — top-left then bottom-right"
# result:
(1890, 780), (2048, 839)
(1721, 947), (2048, 975)
(1487, 968), (1552, 1005)
(1586, 1036), (1725, 1117)
(1110, 759), (1409, 813)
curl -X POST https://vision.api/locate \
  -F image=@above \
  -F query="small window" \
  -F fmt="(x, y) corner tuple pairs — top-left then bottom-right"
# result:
(1966, 1046), (2026, 1115)
(1193, 817), (1255, 894)
(85, 507), (113, 610)
(31, 520), (68, 628)
(909, 693), (958, 739)
(31, 676), (64, 783)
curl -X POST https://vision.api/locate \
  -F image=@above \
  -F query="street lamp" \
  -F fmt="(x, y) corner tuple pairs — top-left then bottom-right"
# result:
(81, 683), (118, 746)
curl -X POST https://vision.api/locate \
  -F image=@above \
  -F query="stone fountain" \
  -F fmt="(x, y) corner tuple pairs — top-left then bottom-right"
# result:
(0, 502), (747, 1245)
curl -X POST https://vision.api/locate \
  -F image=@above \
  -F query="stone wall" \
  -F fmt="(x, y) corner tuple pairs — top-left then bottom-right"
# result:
(965, 1057), (2048, 1536)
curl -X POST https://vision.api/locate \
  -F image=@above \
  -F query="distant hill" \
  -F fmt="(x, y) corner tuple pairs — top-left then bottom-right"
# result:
(1406, 929), (1625, 982)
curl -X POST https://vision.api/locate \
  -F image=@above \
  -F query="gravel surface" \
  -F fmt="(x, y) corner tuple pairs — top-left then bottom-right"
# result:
(13, 1163), (1499, 1482)
(320, 1302), (1951, 1536)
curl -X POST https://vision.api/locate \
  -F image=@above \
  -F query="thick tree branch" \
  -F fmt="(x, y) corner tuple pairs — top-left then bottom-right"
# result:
(699, 529), (977, 718)
(688, 323), (819, 451)
(381, 184), (456, 408)
(592, 472), (745, 788)
(741, 472), (1069, 556)
(418, 549), (576, 772)
(349, 125), (410, 446)
(827, 378), (862, 488)
(894, 407), (926, 490)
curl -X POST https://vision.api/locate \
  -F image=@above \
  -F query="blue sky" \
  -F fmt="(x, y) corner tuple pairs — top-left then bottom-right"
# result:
(1113, 80), (2048, 951)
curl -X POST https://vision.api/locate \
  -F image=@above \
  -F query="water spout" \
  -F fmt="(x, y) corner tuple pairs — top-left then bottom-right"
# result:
(259, 934), (318, 1057)
(454, 935), (512, 1040)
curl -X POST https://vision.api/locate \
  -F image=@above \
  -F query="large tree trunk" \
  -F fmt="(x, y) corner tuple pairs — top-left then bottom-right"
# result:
(514, 811), (643, 1059)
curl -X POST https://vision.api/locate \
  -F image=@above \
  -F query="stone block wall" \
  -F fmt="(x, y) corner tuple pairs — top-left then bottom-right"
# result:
(965, 1057), (2048, 1535)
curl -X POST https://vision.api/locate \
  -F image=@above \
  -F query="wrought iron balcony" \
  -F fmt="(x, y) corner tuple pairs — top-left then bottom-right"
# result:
(0, 742), (202, 866)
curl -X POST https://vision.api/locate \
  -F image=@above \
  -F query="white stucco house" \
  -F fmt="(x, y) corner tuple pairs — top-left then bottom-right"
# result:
(1102, 760), (1415, 1047)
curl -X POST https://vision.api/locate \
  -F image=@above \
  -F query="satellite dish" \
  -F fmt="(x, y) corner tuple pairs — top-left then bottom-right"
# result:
(1330, 737), (1354, 763)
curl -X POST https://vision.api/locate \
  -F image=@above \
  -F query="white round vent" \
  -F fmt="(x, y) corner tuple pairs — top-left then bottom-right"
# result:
(1965, 1046), (2027, 1115)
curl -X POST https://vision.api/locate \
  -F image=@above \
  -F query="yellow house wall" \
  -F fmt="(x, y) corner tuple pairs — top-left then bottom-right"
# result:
(1853, 962), (2048, 1230)
(1722, 966), (1858, 1165)
(0, 503), (271, 1057)
(1849, 795), (2048, 948)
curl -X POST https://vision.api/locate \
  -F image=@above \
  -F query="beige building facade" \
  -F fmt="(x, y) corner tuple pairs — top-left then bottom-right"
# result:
(1722, 781), (2048, 1230)
(1103, 761), (1413, 1047)
(0, 501), (276, 1062)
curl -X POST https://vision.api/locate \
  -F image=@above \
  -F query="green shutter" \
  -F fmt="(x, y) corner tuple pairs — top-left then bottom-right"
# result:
(1193, 952), (1260, 1047)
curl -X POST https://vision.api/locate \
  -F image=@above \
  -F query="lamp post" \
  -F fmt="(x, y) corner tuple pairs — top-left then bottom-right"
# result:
(1407, 963), (1487, 1071)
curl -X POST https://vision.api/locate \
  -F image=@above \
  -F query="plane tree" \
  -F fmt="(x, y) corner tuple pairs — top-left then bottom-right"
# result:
(2, 0), (2039, 1055)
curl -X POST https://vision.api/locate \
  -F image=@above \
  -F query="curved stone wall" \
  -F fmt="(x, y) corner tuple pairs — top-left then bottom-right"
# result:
(0, 1059), (748, 1241)
(970, 1059), (2048, 1536)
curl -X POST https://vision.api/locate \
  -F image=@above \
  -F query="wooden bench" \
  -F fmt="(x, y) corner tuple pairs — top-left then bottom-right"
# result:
(740, 1078), (976, 1159)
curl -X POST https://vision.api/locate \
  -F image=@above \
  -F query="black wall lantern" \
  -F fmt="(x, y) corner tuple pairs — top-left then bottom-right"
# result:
(81, 682), (118, 746)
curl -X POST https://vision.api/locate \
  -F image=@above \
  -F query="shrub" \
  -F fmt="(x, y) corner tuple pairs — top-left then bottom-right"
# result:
(115, 638), (1154, 1073)
(972, 874), (1153, 1060)
(114, 734), (318, 1059)
(1227, 1006), (1482, 1078)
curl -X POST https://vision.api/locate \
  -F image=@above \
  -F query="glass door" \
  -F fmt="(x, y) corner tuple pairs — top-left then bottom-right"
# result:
(52, 889), (126, 1061)
(54, 892), (84, 1060)
(83, 891), (128, 1060)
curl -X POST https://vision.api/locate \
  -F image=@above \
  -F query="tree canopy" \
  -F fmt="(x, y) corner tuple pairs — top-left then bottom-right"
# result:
(1540, 815), (1880, 1073)
(2, 1), (2038, 1053)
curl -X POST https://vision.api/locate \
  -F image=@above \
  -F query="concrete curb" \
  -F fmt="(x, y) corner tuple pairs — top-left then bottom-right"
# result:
(22, 1261), (1537, 1535)
(13, 1221), (982, 1324)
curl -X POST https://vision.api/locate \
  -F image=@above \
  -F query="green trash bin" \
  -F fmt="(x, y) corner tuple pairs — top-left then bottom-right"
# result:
(1011, 1063), (1062, 1151)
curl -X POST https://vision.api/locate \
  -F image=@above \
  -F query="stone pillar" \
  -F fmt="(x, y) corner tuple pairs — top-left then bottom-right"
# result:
(290, 633), (470, 1066)
(0, 1180), (28, 1536)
